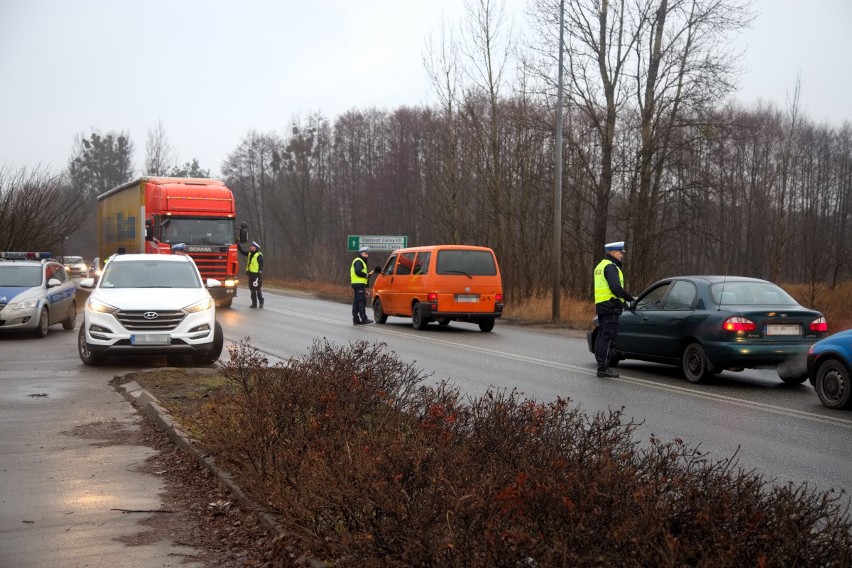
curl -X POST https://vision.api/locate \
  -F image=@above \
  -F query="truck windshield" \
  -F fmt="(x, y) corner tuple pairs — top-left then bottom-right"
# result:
(161, 217), (234, 245)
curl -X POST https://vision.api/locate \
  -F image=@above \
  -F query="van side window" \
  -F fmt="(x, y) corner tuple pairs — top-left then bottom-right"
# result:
(382, 255), (397, 276)
(414, 252), (430, 275)
(396, 253), (416, 276)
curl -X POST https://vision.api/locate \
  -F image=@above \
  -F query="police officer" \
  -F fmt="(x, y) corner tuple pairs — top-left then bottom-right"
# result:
(237, 240), (264, 308)
(594, 241), (634, 378)
(351, 246), (379, 325)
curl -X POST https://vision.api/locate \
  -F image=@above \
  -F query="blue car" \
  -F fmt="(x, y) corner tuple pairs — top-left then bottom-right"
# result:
(807, 329), (852, 410)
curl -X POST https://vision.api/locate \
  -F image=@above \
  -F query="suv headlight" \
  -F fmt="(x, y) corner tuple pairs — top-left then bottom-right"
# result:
(13, 297), (39, 310)
(183, 296), (214, 314)
(87, 297), (119, 314)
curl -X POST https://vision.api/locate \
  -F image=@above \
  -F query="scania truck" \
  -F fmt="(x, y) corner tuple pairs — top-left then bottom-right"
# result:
(97, 177), (247, 307)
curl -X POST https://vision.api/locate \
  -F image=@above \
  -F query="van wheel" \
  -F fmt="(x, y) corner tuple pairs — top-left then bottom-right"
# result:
(62, 300), (77, 330)
(412, 303), (429, 330)
(478, 317), (495, 332)
(438, 318), (450, 326)
(373, 298), (388, 324)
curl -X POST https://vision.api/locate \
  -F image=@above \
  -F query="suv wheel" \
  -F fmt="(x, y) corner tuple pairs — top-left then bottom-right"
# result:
(78, 326), (104, 366)
(192, 321), (224, 364)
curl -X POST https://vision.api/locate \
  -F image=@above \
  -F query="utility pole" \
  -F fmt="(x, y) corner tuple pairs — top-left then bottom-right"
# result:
(552, 0), (565, 321)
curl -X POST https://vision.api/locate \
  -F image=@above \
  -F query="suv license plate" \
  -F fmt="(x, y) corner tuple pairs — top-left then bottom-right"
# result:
(455, 294), (480, 303)
(131, 333), (171, 345)
(765, 324), (801, 336)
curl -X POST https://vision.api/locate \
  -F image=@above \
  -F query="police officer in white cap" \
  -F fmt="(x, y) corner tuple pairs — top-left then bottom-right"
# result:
(350, 246), (380, 324)
(237, 240), (264, 308)
(593, 241), (634, 377)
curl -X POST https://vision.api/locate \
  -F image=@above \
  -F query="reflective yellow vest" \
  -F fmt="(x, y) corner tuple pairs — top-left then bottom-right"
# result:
(350, 257), (368, 285)
(594, 258), (623, 304)
(247, 251), (262, 273)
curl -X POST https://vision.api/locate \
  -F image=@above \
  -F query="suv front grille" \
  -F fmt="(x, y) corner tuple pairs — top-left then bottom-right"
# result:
(116, 310), (185, 331)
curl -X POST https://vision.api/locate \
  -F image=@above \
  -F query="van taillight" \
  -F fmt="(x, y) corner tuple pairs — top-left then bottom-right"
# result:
(428, 293), (438, 303)
(810, 317), (828, 332)
(723, 317), (756, 332)
(496, 294), (504, 303)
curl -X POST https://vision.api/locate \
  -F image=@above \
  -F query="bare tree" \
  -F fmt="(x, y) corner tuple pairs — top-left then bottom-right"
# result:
(144, 120), (177, 176)
(0, 166), (87, 252)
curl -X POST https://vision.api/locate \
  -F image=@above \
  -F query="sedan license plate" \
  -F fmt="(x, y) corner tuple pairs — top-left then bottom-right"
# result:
(765, 324), (801, 336)
(455, 294), (480, 303)
(131, 333), (171, 346)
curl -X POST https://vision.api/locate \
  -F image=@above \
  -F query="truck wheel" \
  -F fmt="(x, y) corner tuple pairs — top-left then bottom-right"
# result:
(373, 298), (388, 324)
(192, 321), (224, 364)
(62, 300), (77, 330)
(478, 317), (495, 332)
(78, 327), (104, 366)
(219, 299), (233, 309)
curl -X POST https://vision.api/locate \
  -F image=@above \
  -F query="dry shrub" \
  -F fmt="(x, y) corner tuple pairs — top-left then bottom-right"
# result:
(191, 339), (852, 567)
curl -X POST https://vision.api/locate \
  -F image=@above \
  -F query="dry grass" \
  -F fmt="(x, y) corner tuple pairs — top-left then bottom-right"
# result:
(785, 281), (852, 332)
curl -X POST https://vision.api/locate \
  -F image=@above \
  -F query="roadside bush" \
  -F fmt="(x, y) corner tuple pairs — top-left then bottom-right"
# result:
(191, 339), (852, 567)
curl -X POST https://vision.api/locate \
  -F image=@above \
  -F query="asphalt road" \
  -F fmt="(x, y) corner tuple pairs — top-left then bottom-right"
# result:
(221, 289), (852, 499)
(1, 287), (850, 565)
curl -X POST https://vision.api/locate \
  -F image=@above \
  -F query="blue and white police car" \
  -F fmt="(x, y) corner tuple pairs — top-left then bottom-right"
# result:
(0, 252), (78, 337)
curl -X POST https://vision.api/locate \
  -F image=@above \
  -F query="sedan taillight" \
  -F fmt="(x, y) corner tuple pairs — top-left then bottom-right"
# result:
(810, 316), (828, 332)
(723, 316), (757, 332)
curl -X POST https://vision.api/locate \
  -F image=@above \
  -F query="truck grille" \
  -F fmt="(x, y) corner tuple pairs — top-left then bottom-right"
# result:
(116, 310), (185, 331)
(189, 250), (230, 280)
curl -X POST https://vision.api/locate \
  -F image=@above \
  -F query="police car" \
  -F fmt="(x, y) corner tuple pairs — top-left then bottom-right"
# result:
(0, 252), (78, 337)
(77, 253), (224, 365)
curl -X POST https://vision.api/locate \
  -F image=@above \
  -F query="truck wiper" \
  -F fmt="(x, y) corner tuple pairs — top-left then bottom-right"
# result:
(445, 270), (473, 279)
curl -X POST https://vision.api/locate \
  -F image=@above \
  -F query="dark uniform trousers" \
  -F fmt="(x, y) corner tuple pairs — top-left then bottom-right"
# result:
(595, 312), (621, 371)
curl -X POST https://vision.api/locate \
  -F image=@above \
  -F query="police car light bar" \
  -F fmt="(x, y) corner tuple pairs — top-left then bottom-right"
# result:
(0, 252), (52, 260)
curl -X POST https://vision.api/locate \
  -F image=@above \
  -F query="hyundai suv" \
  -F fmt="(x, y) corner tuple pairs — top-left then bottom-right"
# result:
(77, 254), (223, 365)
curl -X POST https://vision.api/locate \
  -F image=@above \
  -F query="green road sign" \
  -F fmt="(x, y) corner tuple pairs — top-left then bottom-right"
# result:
(347, 235), (408, 251)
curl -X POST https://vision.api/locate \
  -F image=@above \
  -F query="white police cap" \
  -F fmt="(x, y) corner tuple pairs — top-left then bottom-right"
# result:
(358, 246), (370, 253)
(605, 241), (625, 251)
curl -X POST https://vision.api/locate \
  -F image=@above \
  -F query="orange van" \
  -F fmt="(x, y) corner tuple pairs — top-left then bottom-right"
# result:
(371, 245), (504, 332)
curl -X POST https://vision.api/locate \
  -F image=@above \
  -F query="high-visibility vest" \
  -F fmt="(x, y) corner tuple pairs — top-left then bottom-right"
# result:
(350, 257), (368, 285)
(247, 251), (262, 273)
(594, 258), (623, 304)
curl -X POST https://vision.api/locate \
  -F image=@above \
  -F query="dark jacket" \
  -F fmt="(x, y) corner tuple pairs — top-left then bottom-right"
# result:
(595, 254), (633, 316)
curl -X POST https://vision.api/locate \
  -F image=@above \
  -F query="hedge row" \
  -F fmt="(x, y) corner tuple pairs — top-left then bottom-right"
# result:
(189, 339), (851, 567)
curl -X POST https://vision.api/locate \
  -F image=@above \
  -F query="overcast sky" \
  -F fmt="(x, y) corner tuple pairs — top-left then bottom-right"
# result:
(1, 0), (849, 178)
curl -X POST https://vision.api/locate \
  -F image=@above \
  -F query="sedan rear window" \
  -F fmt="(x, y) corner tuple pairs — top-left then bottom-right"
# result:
(436, 250), (497, 276)
(0, 265), (42, 287)
(710, 282), (798, 306)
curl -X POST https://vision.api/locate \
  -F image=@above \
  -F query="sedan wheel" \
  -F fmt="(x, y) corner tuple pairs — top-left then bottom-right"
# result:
(373, 298), (388, 324)
(682, 342), (712, 384)
(35, 307), (50, 338)
(815, 359), (852, 410)
(62, 300), (77, 330)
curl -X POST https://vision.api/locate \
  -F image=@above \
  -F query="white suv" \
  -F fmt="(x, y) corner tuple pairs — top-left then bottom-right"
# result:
(77, 254), (223, 365)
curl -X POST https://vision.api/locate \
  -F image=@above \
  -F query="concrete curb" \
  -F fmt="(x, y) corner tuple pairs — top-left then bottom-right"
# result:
(115, 375), (285, 537)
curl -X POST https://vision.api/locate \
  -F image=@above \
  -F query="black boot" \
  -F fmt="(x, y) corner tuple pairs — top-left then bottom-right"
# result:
(259, 299), (264, 308)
